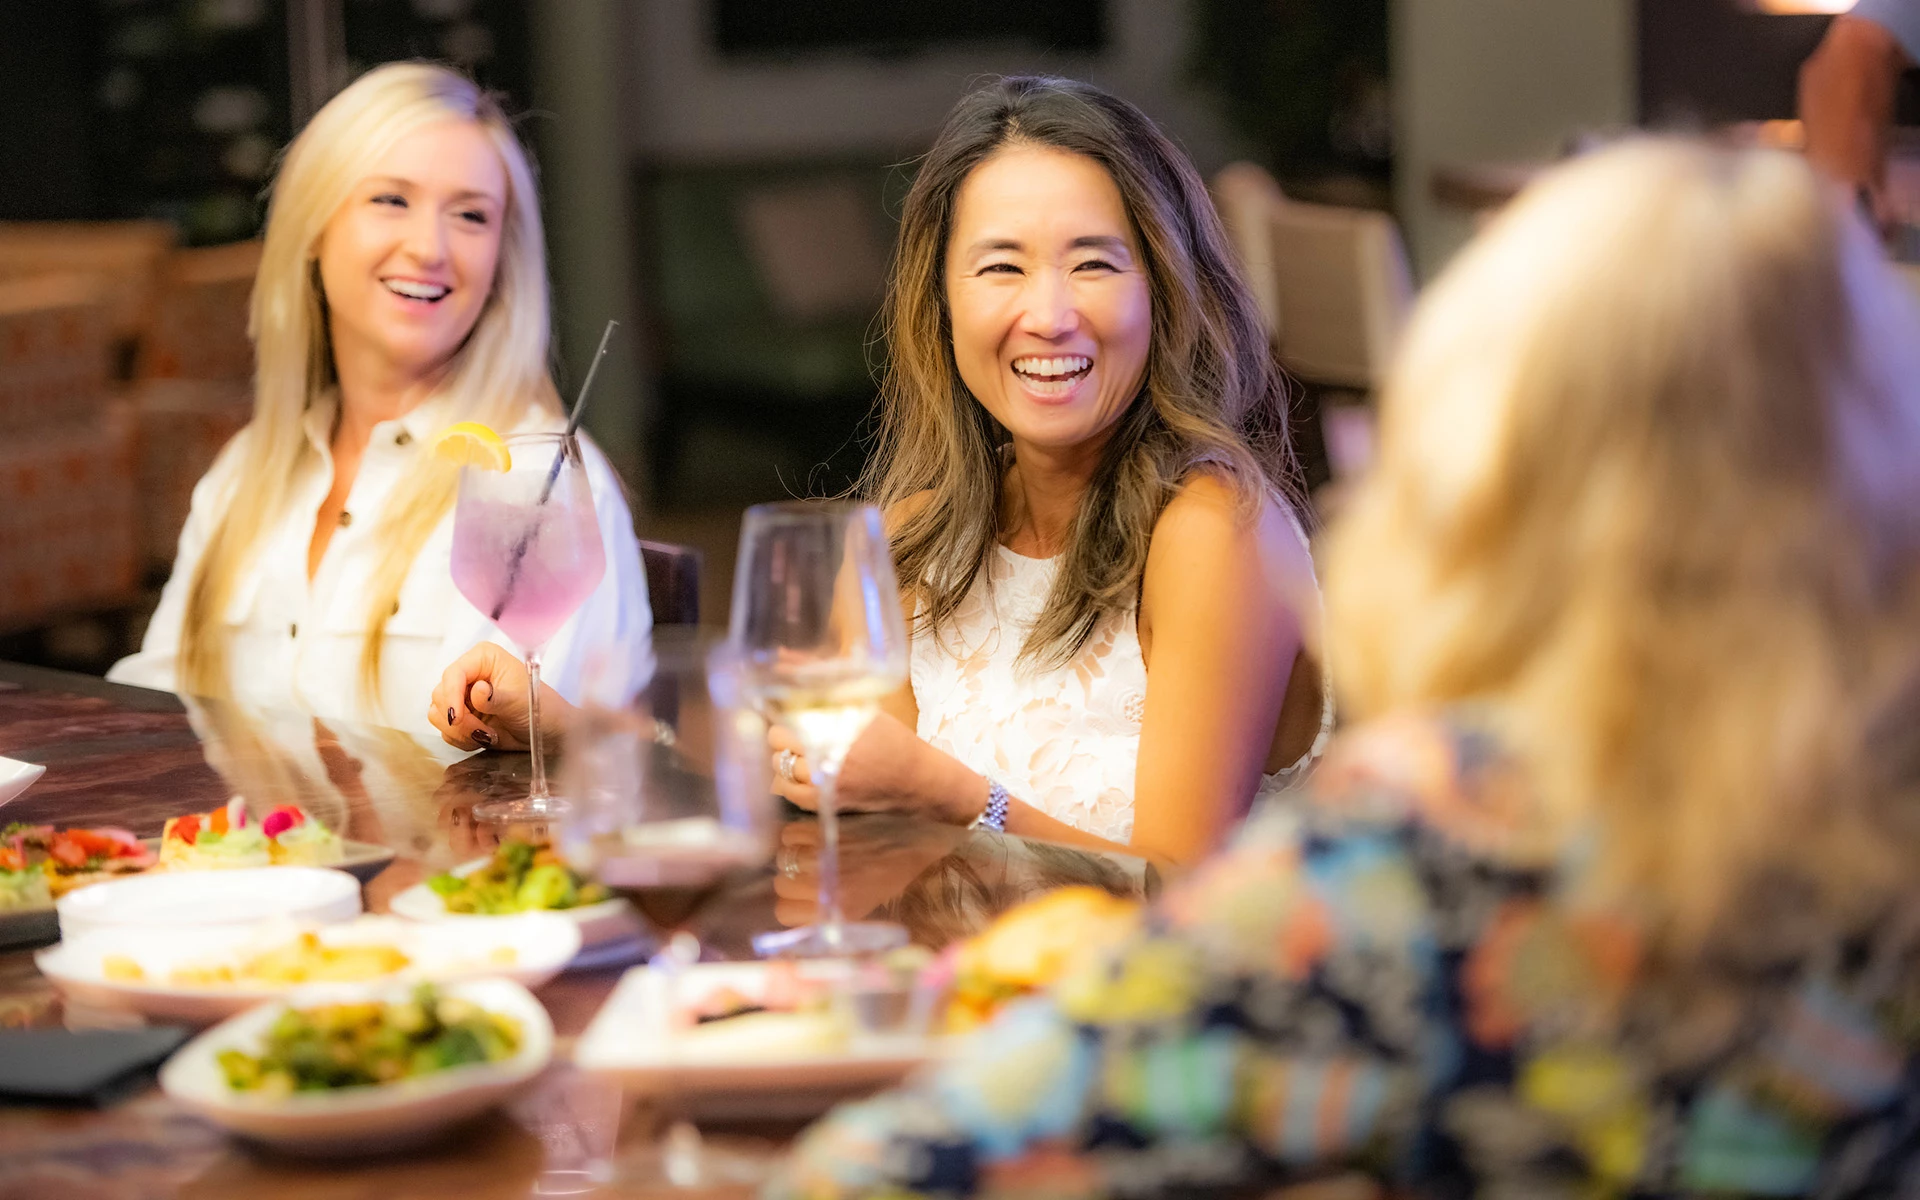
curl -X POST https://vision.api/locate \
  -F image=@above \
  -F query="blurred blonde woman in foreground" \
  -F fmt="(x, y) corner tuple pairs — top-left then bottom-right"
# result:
(110, 63), (649, 734)
(777, 140), (1920, 1197)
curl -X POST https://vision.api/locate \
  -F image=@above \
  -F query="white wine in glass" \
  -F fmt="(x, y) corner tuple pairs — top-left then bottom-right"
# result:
(728, 501), (909, 957)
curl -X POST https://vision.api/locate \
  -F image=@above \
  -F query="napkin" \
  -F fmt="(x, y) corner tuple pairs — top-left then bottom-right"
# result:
(0, 1028), (190, 1106)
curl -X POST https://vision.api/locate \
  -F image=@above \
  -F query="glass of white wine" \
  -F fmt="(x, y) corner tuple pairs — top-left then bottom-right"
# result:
(728, 501), (909, 957)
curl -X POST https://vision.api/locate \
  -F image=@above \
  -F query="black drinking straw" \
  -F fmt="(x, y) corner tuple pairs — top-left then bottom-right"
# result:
(489, 319), (618, 621)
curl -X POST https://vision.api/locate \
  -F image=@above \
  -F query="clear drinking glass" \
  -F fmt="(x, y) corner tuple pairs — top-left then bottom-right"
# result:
(558, 633), (778, 1190)
(449, 431), (606, 823)
(728, 501), (910, 957)
(558, 634), (774, 943)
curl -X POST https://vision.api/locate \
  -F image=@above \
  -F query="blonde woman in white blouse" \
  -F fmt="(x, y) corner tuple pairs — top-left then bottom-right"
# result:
(110, 63), (649, 735)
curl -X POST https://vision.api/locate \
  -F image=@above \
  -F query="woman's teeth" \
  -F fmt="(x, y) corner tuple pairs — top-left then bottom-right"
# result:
(384, 279), (450, 302)
(1013, 355), (1092, 395)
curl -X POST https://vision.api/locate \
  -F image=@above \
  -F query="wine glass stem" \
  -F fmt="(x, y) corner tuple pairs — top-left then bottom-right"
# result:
(527, 646), (549, 801)
(812, 760), (846, 949)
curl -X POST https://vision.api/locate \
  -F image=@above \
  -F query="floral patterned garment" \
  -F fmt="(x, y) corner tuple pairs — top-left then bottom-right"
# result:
(910, 544), (1332, 844)
(774, 712), (1920, 1199)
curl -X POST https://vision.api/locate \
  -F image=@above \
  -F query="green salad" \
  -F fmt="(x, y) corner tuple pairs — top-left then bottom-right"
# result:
(218, 985), (521, 1094)
(426, 840), (608, 914)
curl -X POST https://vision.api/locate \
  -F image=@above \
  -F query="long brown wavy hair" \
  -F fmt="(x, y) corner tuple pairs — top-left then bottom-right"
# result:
(862, 76), (1300, 666)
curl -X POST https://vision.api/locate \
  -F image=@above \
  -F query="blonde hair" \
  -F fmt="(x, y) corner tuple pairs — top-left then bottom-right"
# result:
(179, 62), (559, 715)
(1324, 139), (1920, 954)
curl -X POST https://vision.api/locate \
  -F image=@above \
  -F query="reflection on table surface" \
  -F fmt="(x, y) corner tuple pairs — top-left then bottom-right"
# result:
(0, 646), (1151, 1198)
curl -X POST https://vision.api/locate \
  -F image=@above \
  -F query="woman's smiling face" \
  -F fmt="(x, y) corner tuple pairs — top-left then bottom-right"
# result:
(315, 118), (507, 384)
(944, 144), (1153, 458)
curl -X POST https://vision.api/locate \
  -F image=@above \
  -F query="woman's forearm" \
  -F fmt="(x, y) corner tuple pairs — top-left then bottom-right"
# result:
(929, 755), (1179, 870)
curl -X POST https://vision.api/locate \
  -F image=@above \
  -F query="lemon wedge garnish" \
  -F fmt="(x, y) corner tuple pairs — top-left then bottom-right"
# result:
(429, 422), (511, 471)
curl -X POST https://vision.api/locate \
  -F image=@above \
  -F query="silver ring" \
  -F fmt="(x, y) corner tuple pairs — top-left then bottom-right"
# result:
(775, 748), (799, 784)
(777, 845), (802, 879)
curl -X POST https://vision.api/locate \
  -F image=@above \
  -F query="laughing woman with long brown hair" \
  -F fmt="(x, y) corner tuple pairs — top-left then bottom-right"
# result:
(768, 77), (1331, 866)
(438, 76), (1333, 867)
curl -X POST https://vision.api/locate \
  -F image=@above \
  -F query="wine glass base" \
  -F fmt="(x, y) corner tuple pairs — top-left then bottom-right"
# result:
(472, 795), (572, 824)
(752, 920), (908, 958)
(608, 1132), (774, 1191)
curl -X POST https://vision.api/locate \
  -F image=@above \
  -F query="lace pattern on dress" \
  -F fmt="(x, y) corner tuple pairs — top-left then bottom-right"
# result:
(911, 545), (1326, 844)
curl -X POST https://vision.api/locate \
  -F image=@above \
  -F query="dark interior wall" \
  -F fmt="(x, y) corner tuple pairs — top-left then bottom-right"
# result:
(0, 0), (99, 219)
(1639, 0), (1918, 127)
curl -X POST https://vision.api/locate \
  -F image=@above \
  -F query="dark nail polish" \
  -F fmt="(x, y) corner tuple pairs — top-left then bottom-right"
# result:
(447, 706), (456, 726)
(471, 729), (494, 746)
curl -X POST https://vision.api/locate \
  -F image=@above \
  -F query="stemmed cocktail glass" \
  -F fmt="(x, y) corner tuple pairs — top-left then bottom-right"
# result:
(450, 431), (606, 824)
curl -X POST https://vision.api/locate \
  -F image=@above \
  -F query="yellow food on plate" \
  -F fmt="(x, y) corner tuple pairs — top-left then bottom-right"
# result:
(165, 932), (413, 988)
(680, 1010), (849, 1059)
(944, 886), (1142, 1033)
(429, 421), (511, 471)
(103, 954), (146, 982)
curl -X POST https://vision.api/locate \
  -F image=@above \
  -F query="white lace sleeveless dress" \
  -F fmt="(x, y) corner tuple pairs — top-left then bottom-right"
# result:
(909, 544), (1335, 845)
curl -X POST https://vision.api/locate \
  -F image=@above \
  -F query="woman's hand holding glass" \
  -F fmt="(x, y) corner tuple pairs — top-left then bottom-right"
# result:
(431, 640), (572, 752)
(768, 713), (986, 827)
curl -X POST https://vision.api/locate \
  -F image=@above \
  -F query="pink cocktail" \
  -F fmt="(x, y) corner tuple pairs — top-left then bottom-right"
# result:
(449, 431), (605, 821)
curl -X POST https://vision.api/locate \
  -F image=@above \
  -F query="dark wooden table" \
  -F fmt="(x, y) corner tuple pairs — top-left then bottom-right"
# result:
(0, 660), (1148, 1198)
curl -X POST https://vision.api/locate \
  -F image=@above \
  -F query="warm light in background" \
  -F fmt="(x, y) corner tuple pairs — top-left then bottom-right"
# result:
(1746, 0), (1855, 12)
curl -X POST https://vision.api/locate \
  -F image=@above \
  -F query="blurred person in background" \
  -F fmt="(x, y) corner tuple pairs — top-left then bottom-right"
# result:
(109, 62), (648, 737)
(774, 138), (1920, 1198)
(437, 76), (1333, 868)
(1801, 0), (1918, 226)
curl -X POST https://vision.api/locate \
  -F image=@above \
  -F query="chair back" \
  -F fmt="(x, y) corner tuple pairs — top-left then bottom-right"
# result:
(1212, 162), (1288, 335)
(1267, 198), (1414, 391)
(138, 240), (261, 382)
(641, 539), (702, 626)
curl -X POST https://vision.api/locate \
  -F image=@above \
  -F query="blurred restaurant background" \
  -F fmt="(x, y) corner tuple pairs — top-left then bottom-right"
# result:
(0, 0), (1913, 671)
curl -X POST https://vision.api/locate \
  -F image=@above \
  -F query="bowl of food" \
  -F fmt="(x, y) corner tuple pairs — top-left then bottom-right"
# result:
(37, 913), (580, 1023)
(159, 978), (553, 1155)
(388, 840), (639, 948)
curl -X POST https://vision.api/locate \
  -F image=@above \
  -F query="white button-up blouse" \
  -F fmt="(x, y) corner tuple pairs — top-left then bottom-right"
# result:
(108, 396), (651, 736)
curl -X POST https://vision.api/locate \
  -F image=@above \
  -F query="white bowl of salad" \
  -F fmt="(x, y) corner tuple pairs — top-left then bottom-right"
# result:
(388, 840), (640, 948)
(160, 977), (553, 1155)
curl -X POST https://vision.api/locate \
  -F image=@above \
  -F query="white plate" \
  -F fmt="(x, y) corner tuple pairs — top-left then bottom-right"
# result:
(160, 977), (553, 1156)
(37, 913), (581, 1024)
(0, 756), (45, 808)
(56, 867), (363, 942)
(574, 961), (938, 1117)
(388, 856), (643, 949)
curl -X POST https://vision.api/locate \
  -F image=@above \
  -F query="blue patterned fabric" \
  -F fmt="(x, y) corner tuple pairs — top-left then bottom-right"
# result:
(771, 713), (1920, 1199)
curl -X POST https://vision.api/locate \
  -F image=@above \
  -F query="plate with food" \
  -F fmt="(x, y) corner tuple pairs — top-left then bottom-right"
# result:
(0, 803), (395, 948)
(574, 951), (939, 1116)
(37, 912), (580, 1024)
(388, 840), (641, 949)
(158, 799), (354, 870)
(160, 978), (552, 1155)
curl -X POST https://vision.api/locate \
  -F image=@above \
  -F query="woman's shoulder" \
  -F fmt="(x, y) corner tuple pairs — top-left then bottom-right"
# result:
(1155, 471), (1308, 550)
(1143, 472), (1315, 605)
(184, 419), (262, 514)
